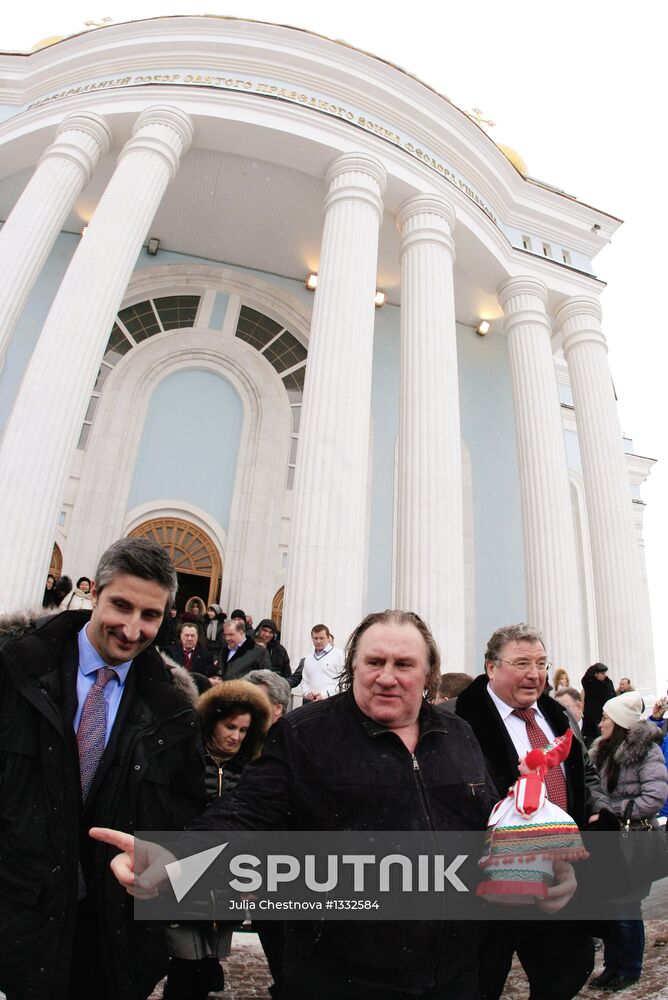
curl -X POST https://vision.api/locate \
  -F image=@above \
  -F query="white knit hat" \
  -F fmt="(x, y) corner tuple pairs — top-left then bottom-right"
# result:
(603, 691), (644, 729)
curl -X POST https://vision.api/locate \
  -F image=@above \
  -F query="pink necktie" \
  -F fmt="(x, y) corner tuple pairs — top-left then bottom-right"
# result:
(77, 666), (116, 800)
(512, 707), (568, 811)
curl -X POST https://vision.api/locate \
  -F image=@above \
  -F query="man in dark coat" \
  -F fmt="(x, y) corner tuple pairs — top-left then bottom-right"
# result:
(166, 620), (216, 677)
(221, 618), (271, 680)
(0, 538), (206, 1000)
(450, 623), (609, 1000)
(254, 618), (291, 679)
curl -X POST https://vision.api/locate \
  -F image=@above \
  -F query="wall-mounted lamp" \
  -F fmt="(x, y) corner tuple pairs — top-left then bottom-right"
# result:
(306, 273), (385, 307)
(476, 320), (490, 336)
(81, 225), (88, 237)
(147, 237), (160, 256)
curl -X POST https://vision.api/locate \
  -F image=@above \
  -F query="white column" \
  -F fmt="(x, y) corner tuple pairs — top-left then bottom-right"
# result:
(0, 107), (193, 609)
(499, 277), (584, 669)
(395, 194), (464, 667)
(0, 113), (112, 371)
(281, 153), (386, 659)
(557, 297), (654, 680)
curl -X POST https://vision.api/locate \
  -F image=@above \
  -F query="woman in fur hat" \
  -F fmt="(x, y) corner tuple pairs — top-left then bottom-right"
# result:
(163, 680), (272, 1000)
(587, 691), (668, 992)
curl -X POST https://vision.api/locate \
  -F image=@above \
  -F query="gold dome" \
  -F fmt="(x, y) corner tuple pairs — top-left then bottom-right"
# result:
(497, 143), (528, 177)
(30, 36), (65, 52)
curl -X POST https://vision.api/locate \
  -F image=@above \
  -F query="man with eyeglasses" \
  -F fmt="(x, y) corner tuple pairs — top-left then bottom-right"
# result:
(448, 623), (609, 1000)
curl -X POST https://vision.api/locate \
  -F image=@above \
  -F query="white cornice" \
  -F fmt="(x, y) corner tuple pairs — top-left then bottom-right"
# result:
(626, 451), (657, 486)
(0, 16), (620, 262)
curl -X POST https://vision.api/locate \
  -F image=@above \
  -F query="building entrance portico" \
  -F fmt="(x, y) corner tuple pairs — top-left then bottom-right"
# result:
(0, 16), (655, 683)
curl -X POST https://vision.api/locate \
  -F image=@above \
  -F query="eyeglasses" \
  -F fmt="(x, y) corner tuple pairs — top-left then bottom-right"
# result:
(495, 658), (551, 673)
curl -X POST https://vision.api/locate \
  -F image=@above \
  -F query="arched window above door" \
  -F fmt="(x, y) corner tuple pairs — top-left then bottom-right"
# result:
(79, 291), (307, 493)
(128, 517), (222, 606)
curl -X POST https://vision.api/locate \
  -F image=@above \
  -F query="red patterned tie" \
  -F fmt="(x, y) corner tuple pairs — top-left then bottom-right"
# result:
(77, 666), (116, 800)
(512, 707), (569, 811)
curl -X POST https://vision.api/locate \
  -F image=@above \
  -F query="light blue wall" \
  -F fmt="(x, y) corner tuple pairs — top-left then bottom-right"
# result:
(367, 303), (401, 611)
(366, 308), (527, 667)
(126, 368), (243, 531)
(209, 292), (229, 330)
(132, 250), (314, 309)
(0, 232), (78, 432)
(565, 429), (583, 475)
(457, 323), (526, 664)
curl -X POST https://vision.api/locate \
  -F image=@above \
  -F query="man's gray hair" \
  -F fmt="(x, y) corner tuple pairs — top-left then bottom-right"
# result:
(245, 669), (291, 714)
(95, 537), (177, 604)
(226, 618), (246, 634)
(484, 623), (545, 665)
(555, 686), (582, 704)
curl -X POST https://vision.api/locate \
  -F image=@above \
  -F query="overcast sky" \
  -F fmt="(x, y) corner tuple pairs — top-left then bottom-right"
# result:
(5, 1), (666, 691)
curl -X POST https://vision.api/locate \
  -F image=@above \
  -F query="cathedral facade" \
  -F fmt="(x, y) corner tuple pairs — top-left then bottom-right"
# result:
(0, 16), (654, 681)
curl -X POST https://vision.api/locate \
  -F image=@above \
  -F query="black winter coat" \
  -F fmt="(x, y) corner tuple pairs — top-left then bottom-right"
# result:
(0, 610), (206, 1000)
(581, 667), (616, 744)
(188, 690), (496, 994)
(264, 638), (291, 678)
(254, 619), (291, 679)
(221, 637), (271, 680)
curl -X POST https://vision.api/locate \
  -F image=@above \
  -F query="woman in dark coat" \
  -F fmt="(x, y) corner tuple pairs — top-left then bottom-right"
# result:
(581, 662), (616, 746)
(588, 692), (668, 991)
(204, 603), (226, 668)
(181, 596), (207, 640)
(163, 679), (272, 1000)
(42, 573), (58, 608)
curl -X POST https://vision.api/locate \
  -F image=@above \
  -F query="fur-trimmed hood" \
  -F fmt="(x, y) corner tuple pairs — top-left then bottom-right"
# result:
(590, 720), (664, 767)
(197, 679), (272, 759)
(0, 607), (201, 709)
(0, 607), (57, 639)
(160, 653), (201, 707)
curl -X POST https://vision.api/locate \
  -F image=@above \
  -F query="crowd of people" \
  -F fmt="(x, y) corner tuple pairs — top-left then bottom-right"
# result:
(0, 537), (666, 1000)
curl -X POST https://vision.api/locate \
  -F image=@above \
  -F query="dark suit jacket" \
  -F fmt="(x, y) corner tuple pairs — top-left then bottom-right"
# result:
(221, 637), (271, 680)
(166, 642), (216, 677)
(449, 674), (608, 829)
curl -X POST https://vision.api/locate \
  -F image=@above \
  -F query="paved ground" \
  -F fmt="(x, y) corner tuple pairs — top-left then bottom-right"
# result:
(147, 918), (668, 1000)
(4, 890), (664, 999)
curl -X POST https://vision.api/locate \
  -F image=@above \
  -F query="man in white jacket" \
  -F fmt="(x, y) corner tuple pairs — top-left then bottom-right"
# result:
(302, 623), (345, 700)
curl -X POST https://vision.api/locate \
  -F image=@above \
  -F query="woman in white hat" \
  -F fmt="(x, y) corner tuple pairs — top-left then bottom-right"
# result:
(587, 691), (668, 991)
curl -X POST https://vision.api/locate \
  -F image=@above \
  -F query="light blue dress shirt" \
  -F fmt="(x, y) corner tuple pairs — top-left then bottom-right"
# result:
(73, 625), (132, 746)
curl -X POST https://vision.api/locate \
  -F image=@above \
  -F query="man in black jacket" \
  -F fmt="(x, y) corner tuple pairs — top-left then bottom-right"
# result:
(254, 618), (291, 679)
(451, 623), (608, 1000)
(0, 538), (205, 1000)
(94, 611), (578, 999)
